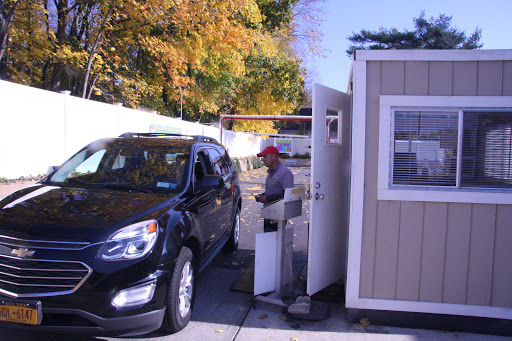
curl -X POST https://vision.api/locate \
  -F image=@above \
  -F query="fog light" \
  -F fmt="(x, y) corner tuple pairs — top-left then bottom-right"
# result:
(112, 281), (156, 308)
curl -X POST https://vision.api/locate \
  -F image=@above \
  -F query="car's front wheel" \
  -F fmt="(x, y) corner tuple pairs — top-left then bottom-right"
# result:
(161, 246), (195, 333)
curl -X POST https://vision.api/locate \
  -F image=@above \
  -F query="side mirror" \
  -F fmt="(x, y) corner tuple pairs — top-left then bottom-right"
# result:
(199, 175), (224, 190)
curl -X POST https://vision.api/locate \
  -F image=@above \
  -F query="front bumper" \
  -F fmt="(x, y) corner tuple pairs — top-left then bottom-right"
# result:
(0, 266), (173, 337)
(0, 306), (166, 337)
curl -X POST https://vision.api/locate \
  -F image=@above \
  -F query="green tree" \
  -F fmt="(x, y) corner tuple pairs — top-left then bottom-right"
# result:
(255, 0), (298, 33)
(346, 11), (482, 56)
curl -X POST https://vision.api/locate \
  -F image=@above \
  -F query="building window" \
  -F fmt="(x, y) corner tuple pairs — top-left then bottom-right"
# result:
(462, 112), (512, 189)
(393, 111), (459, 187)
(326, 109), (341, 144)
(392, 110), (512, 189)
(378, 96), (512, 204)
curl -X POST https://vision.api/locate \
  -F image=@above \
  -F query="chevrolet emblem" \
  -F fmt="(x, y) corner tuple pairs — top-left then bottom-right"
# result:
(11, 248), (35, 258)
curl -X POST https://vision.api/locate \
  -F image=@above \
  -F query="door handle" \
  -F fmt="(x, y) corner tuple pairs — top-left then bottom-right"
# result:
(315, 193), (325, 200)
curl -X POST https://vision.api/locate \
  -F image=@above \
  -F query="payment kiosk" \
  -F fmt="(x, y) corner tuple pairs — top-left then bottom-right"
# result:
(254, 186), (306, 307)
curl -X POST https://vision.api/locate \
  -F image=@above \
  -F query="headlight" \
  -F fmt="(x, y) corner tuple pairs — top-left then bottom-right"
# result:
(112, 281), (156, 308)
(98, 220), (158, 261)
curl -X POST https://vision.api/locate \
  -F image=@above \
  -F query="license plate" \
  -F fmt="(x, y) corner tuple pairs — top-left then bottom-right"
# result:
(0, 299), (42, 325)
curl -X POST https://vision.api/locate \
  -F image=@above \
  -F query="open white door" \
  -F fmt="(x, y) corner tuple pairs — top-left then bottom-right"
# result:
(307, 83), (351, 296)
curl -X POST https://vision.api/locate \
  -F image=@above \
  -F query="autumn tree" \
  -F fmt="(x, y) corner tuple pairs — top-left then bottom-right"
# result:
(5, 0), (114, 93)
(4, 0), (53, 85)
(256, 0), (297, 33)
(82, 0), (116, 99)
(290, 0), (325, 59)
(0, 0), (24, 79)
(5, 0), (314, 134)
(347, 11), (482, 56)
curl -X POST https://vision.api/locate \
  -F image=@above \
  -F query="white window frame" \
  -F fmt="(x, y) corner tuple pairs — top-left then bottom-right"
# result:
(378, 95), (512, 204)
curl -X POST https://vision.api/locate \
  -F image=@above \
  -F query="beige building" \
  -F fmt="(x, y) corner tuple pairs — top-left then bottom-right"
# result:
(341, 49), (512, 322)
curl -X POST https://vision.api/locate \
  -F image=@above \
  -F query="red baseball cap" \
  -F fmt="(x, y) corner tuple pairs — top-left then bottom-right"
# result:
(257, 146), (280, 157)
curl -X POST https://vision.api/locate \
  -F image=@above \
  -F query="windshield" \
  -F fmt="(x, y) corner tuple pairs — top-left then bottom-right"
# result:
(48, 139), (190, 193)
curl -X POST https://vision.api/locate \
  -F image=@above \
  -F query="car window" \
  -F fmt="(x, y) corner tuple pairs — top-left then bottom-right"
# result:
(50, 140), (190, 193)
(207, 148), (228, 176)
(74, 150), (106, 174)
(218, 146), (233, 169)
(51, 148), (108, 182)
(193, 150), (210, 186)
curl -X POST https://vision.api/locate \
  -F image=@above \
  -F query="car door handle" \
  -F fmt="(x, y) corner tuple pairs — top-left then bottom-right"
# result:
(184, 209), (192, 218)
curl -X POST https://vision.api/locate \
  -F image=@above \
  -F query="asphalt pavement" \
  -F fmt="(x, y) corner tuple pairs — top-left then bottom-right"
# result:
(1, 167), (511, 340)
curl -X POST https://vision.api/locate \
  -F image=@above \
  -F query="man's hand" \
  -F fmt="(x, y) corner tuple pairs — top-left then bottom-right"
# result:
(255, 194), (267, 203)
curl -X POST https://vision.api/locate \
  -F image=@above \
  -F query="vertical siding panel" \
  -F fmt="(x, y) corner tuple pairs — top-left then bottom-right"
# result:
(477, 61), (503, 96)
(453, 62), (478, 96)
(466, 204), (496, 306)
(405, 62), (429, 95)
(373, 201), (400, 299)
(419, 202), (448, 302)
(491, 205), (512, 308)
(360, 61), (381, 298)
(503, 61), (512, 96)
(443, 203), (471, 304)
(396, 201), (423, 301)
(381, 62), (405, 95)
(428, 62), (453, 95)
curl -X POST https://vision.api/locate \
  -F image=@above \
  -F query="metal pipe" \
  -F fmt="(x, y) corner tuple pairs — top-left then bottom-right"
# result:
(218, 114), (338, 144)
(219, 114), (338, 121)
(250, 133), (310, 138)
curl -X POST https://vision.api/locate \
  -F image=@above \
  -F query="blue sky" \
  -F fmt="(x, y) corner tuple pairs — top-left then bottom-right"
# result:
(308, 0), (512, 92)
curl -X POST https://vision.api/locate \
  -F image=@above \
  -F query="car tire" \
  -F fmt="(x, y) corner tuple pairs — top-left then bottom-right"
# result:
(223, 206), (240, 252)
(161, 246), (195, 333)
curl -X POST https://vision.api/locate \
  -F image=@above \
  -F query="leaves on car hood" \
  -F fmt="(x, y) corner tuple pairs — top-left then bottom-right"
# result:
(1, 184), (175, 228)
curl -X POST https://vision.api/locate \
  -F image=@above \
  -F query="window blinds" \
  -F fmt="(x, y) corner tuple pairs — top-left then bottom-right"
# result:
(393, 111), (458, 186)
(461, 112), (512, 189)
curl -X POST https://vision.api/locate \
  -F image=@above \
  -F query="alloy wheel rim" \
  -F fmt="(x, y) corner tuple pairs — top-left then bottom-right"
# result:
(234, 212), (240, 245)
(178, 261), (193, 318)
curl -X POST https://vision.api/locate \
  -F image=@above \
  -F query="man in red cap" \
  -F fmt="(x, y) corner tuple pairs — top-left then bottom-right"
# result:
(255, 146), (294, 232)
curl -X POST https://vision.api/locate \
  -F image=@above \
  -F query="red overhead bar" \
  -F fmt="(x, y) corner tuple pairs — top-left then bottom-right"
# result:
(219, 114), (338, 144)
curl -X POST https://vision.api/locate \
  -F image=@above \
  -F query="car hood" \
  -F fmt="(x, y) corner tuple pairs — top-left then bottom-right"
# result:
(0, 184), (177, 229)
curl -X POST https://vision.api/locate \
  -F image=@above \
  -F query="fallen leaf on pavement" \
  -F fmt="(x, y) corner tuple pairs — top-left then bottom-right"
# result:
(259, 314), (268, 319)
(360, 317), (370, 327)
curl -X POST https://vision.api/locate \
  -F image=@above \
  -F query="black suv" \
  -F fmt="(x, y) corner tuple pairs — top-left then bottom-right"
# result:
(0, 132), (241, 336)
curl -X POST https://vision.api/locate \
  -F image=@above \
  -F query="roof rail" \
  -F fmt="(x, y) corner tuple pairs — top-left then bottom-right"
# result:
(119, 132), (218, 143)
(192, 135), (218, 142)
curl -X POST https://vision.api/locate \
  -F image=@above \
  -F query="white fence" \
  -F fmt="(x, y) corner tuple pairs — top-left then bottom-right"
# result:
(0, 80), (264, 179)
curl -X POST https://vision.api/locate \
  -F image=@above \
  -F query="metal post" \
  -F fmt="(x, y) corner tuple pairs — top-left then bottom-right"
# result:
(219, 117), (224, 145)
